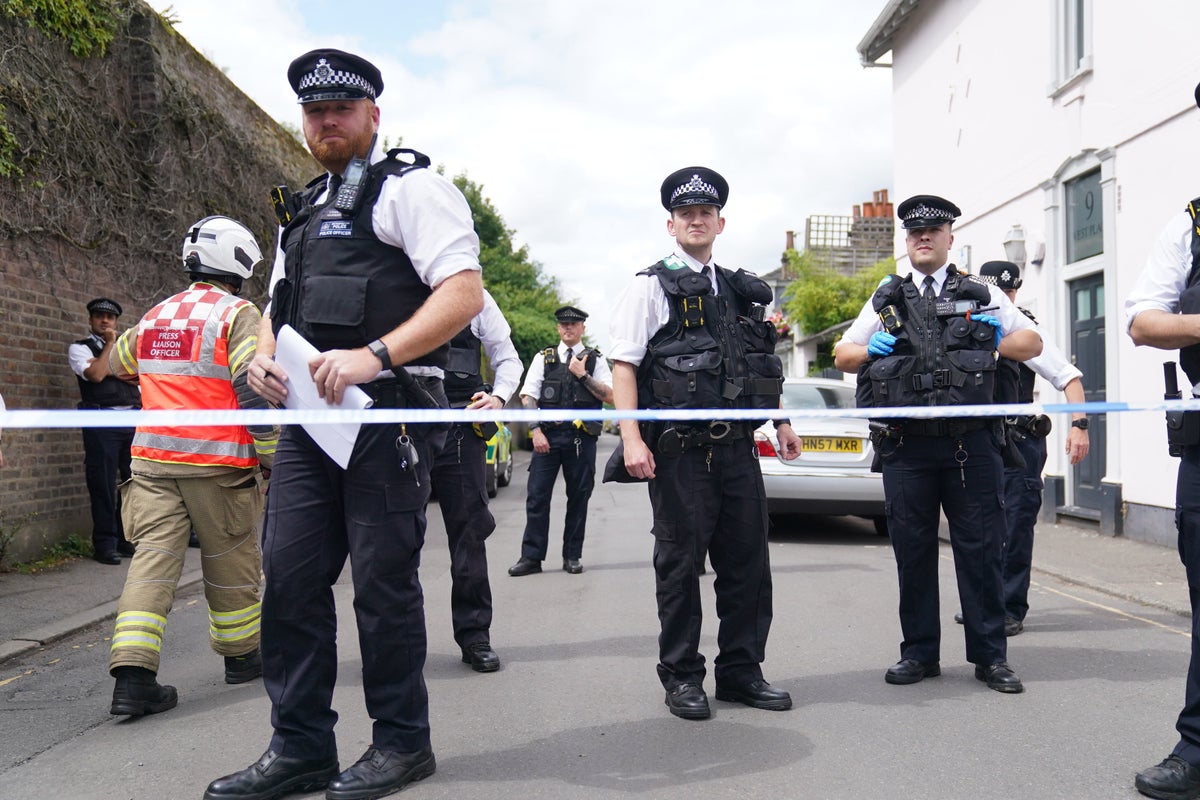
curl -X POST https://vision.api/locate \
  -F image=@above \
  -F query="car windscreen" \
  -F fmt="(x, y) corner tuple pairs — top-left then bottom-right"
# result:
(781, 383), (855, 411)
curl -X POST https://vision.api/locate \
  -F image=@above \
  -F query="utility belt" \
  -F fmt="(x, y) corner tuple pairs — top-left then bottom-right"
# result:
(360, 373), (443, 411)
(1167, 410), (1200, 457)
(77, 402), (141, 411)
(539, 419), (602, 437)
(655, 421), (754, 456)
(1006, 414), (1052, 439)
(872, 417), (993, 439)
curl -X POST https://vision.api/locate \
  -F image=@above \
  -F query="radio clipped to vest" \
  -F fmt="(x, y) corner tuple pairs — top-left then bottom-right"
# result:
(332, 133), (377, 215)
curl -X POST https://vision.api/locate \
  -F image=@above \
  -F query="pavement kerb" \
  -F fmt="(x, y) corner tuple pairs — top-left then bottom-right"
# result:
(1026, 562), (1190, 619)
(0, 563), (205, 666)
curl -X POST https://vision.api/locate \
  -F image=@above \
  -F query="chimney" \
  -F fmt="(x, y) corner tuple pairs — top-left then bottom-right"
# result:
(785, 230), (795, 251)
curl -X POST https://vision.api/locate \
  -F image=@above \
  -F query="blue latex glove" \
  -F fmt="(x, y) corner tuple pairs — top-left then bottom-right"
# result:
(868, 331), (897, 357)
(973, 313), (1003, 349)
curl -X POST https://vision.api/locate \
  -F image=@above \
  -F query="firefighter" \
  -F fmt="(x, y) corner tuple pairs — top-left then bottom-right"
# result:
(106, 215), (277, 716)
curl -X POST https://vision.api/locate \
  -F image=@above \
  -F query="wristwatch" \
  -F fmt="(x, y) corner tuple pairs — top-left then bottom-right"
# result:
(1071, 418), (1089, 430)
(367, 339), (392, 371)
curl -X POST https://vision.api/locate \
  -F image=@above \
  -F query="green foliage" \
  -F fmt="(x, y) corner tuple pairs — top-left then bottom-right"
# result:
(10, 533), (89, 574)
(781, 250), (896, 336)
(0, 107), (21, 178)
(3, 0), (120, 57)
(453, 174), (566, 369)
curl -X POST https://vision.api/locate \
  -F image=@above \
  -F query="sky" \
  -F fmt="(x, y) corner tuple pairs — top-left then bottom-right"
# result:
(144, 0), (894, 350)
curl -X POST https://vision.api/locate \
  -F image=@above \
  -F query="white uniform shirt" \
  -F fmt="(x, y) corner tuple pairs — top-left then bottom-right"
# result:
(1124, 210), (1192, 332)
(67, 334), (105, 379)
(608, 250), (717, 367)
(1024, 325), (1082, 390)
(520, 341), (613, 400)
(472, 289), (524, 404)
(836, 263), (1037, 349)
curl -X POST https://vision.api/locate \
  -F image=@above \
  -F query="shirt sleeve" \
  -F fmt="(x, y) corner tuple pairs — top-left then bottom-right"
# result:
(372, 168), (482, 288)
(835, 300), (881, 349)
(474, 293), (524, 403)
(67, 342), (93, 378)
(990, 287), (1037, 334)
(520, 349), (546, 399)
(1125, 210), (1192, 333)
(1024, 333), (1083, 390)
(609, 272), (669, 366)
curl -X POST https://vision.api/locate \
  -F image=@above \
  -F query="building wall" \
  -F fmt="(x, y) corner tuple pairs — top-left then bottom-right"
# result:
(879, 0), (1200, 539)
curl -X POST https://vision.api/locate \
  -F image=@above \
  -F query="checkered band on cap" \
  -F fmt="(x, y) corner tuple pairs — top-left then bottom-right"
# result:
(671, 174), (720, 205)
(297, 58), (377, 100)
(903, 203), (956, 224)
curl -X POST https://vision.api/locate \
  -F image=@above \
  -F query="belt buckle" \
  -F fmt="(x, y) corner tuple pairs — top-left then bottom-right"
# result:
(708, 421), (732, 441)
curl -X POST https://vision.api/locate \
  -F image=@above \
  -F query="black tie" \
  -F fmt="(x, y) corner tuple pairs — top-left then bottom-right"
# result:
(565, 347), (574, 362)
(702, 265), (714, 293)
(922, 276), (936, 302)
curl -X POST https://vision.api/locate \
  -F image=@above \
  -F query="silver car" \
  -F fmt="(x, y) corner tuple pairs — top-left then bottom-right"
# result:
(754, 377), (887, 535)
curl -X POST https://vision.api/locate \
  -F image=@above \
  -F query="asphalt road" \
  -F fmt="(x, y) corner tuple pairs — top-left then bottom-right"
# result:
(0, 434), (1188, 799)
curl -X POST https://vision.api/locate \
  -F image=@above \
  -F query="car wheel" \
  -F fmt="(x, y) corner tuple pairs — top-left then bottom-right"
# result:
(497, 447), (513, 487)
(486, 463), (498, 498)
(872, 516), (889, 537)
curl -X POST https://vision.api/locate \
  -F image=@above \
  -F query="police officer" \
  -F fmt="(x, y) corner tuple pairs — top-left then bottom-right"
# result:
(978, 260), (1090, 636)
(105, 216), (277, 717)
(508, 305), (613, 576)
(205, 49), (483, 800)
(833, 195), (1041, 694)
(434, 288), (523, 672)
(68, 297), (140, 564)
(1126, 82), (1200, 800)
(610, 166), (800, 721)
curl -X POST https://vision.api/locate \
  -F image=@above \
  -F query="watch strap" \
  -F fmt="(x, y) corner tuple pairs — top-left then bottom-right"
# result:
(367, 339), (392, 371)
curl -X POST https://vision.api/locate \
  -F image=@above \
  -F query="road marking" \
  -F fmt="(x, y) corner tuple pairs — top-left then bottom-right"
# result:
(1033, 581), (1190, 638)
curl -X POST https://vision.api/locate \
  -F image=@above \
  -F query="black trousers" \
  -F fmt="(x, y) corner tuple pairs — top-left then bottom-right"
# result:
(520, 427), (596, 561)
(1001, 432), (1048, 622)
(261, 419), (445, 760)
(81, 424), (134, 554)
(1172, 445), (1200, 765)
(881, 427), (1008, 666)
(430, 424), (495, 649)
(648, 440), (772, 690)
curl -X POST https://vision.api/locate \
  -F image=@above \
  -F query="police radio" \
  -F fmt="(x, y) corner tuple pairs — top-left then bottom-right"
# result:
(332, 133), (377, 215)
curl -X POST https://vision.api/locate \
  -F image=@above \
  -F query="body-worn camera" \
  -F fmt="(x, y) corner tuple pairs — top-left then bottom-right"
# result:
(878, 304), (903, 333)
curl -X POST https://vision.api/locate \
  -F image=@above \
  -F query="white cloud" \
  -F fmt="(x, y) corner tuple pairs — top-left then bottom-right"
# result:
(144, 0), (893, 350)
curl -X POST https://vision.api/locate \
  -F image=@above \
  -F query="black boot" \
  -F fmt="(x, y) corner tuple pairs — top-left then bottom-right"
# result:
(110, 666), (178, 716)
(224, 650), (262, 684)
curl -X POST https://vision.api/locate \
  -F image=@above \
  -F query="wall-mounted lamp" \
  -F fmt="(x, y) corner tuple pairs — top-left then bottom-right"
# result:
(1003, 224), (1027, 269)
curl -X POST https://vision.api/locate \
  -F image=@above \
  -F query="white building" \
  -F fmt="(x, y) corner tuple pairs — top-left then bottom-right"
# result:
(858, 0), (1200, 544)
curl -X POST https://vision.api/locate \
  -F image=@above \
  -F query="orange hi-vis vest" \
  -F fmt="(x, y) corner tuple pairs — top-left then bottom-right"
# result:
(130, 284), (257, 468)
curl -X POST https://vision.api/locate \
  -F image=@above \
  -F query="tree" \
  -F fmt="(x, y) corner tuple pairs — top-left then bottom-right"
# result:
(780, 249), (896, 373)
(452, 174), (568, 371)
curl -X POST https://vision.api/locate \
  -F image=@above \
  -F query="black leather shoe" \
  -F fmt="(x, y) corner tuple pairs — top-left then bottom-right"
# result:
(110, 666), (178, 716)
(225, 649), (262, 684)
(116, 541), (136, 557)
(715, 679), (792, 711)
(461, 642), (500, 673)
(1004, 616), (1024, 636)
(563, 558), (583, 574)
(204, 749), (339, 800)
(189, 529), (201, 548)
(664, 683), (710, 720)
(884, 659), (941, 685)
(1136, 755), (1200, 800)
(974, 662), (1024, 693)
(93, 550), (121, 565)
(325, 747), (436, 800)
(508, 557), (542, 577)
(953, 612), (964, 625)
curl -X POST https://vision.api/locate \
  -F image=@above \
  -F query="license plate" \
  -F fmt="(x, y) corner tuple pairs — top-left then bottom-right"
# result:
(800, 436), (863, 453)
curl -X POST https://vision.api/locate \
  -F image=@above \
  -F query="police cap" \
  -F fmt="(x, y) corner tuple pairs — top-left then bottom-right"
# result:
(660, 167), (728, 211)
(86, 297), (122, 317)
(288, 48), (383, 104)
(555, 305), (588, 323)
(897, 194), (961, 229)
(1195, 80), (1200, 109)
(978, 260), (1023, 290)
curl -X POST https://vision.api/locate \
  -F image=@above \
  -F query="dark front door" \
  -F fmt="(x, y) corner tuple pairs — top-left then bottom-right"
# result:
(1069, 273), (1105, 512)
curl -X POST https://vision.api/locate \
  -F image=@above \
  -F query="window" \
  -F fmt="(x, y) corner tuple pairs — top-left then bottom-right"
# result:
(1051, 0), (1092, 91)
(1065, 169), (1102, 263)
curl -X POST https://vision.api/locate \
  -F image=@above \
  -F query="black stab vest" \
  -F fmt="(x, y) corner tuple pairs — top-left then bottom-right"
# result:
(74, 337), (141, 408)
(538, 347), (603, 411)
(635, 259), (783, 418)
(270, 149), (447, 368)
(859, 265), (998, 411)
(994, 307), (1038, 405)
(1178, 197), (1200, 385)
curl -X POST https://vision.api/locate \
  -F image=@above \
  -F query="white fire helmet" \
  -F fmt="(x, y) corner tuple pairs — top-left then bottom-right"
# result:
(181, 216), (262, 281)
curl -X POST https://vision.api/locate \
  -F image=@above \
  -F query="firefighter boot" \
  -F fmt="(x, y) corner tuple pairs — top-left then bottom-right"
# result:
(110, 666), (178, 716)
(224, 649), (262, 684)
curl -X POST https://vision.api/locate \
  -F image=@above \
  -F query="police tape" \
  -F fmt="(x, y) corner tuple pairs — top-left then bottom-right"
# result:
(0, 398), (1194, 429)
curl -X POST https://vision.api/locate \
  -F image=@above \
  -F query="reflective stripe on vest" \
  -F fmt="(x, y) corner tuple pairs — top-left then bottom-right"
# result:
(130, 285), (257, 468)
